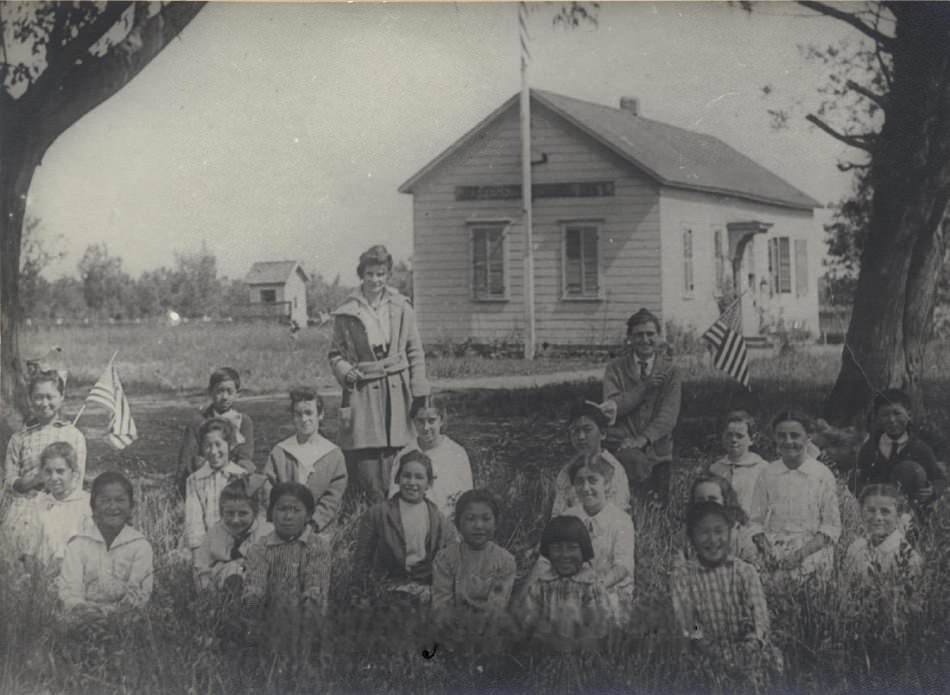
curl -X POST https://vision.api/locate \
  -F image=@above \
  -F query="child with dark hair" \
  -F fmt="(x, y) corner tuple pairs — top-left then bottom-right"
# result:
(354, 450), (451, 596)
(243, 482), (331, 671)
(674, 473), (752, 571)
(59, 471), (153, 618)
(4, 370), (87, 560)
(851, 389), (946, 515)
(387, 395), (472, 520)
(708, 410), (767, 517)
(432, 489), (516, 643)
(749, 411), (841, 581)
(194, 476), (272, 593)
(551, 401), (630, 516)
(672, 501), (781, 687)
(264, 387), (347, 534)
(184, 418), (251, 556)
(515, 516), (610, 651)
(176, 367), (255, 494)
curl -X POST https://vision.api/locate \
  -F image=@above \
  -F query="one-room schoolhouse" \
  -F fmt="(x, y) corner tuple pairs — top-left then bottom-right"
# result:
(398, 90), (822, 348)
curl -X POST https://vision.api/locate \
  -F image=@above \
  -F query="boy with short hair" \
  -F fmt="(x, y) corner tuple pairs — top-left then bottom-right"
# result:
(708, 411), (768, 517)
(850, 388), (946, 514)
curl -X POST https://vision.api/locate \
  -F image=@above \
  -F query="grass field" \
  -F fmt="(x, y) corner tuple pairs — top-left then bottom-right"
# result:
(6, 331), (950, 694)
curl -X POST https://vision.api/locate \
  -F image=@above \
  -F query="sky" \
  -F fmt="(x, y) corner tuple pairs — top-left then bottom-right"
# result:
(29, 1), (863, 282)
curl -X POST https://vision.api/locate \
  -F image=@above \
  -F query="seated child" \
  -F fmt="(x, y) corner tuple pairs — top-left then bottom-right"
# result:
(355, 450), (452, 597)
(672, 501), (781, 685)
(563, 454), (635, 624)
(244, 482), (331, 667)
(514, 515), (610, 651)
(850, 389), (946, 515)
(184, 418), (252, 557)
(552, 401), (631, 516)
(177, 367), (255, 494)
(843, 484), (923, 602)
(674, 473), (752, 571)
(388, 396), (473, 520)
(749, 411), (842, 582)
(707, 410), (767, 517)
(194, 477), (272, 593)
(59, 472), (153, 618)
(432, 489), (517, 645)
(264, 387), (347, 534)
(31, 442), (90, 569)
(4, 370), (87, 560)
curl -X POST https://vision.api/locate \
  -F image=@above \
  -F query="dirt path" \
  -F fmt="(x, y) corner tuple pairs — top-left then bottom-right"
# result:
(125, 367), (604, 411)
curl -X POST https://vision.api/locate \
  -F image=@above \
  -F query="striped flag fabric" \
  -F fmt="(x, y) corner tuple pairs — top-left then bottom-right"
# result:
(87, 359), (137, 449)
(702, 301), (751, 390)
(518, 1), (531, 71)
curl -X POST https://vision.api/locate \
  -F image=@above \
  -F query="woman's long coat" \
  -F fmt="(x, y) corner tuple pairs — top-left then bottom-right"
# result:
(328, 288), (430, 451)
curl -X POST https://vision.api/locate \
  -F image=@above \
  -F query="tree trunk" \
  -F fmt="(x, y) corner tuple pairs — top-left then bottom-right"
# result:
(825, 6), (950, 424)
(0, 125), (40, 435)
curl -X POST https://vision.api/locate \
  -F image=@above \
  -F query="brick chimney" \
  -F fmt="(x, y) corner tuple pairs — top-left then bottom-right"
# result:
(620, 97), (640, 116)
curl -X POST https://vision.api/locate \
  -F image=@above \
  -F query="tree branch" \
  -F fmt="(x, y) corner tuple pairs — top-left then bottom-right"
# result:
(806, 113), (876, 151)
(32, 2), (205, 150)
(25, 2), (132, 111)
(797, 1), (895, 50)
(846, 79), (888, 111)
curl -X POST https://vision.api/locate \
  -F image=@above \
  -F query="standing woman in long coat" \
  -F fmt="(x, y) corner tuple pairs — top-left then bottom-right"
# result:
(329, 245), (431, 504)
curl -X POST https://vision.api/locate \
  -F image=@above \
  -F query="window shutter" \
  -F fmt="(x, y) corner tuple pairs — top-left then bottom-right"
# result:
(683, 229), (694, 294)
(779, 237), (791, 293)
(795, 239), (808, 297)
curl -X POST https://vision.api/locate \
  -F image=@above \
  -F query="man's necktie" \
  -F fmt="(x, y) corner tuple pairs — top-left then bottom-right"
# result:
(639, 360), (649, 379)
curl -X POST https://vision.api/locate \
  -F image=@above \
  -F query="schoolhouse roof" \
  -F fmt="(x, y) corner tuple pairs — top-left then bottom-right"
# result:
(398, 89), (820, 211)
(244, 261), (308, 285)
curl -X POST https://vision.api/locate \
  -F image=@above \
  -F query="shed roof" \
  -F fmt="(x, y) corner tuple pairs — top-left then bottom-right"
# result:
(244, 261), (307, 285)
(399, 89), (820, 211)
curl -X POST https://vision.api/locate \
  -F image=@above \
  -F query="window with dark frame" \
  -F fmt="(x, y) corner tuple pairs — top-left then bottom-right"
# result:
(471, 225), (506, 299)
(260, 289), (277, 303)
(563, 223), (600, 298)
(713, 228), (725, 295)
(768, 237), (792, 294)
(683, 228), (694, 296)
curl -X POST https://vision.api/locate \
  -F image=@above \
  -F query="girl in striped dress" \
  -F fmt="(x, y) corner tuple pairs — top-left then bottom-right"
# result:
(243, 482), (331, 673)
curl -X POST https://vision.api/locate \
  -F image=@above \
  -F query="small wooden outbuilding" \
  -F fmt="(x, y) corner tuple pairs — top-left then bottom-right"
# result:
(243, 261), (308, 326)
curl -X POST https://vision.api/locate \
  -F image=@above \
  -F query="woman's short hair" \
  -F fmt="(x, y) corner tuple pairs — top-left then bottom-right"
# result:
(723, 410), (756, 437)
(689, 472), (748, 525)
(539, 515), (594, 563)
(410, 394), (447, 421)
(267, 481), (316, 521)
(770, 410), (814, 435)
(219, 476), (265, 515)
(40, 441), (78, 471)
(568, 400), (609, 432)
(454, 489), (500, 528)
(394, 449), (434, 483)
(29, 369), (65, 396)
(90, 471), (134, 508)
(357, 245), (394, 277)
(208, 367), (241, 392)
(198, 417), (235, 447)
(859, 482), (907, 511)
(685, 501), (734, 539)
(567, 453), (615, 486)
(289, 386), (324, 416)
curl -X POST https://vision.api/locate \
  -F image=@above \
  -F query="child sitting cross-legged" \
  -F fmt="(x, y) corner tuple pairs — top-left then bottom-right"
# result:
(749, 411), (842, 583)
(850, 389), (946, 519)
(432, 489), (517, 646)
(562, 454), (635, 625)
(184, 418), (251, 559)
(194, 476), (272, 595)
(264, 387), (347, 536)
(707, 410), (767, 518)
(243, 482), (331, 672)
(551, 401), (630, 517)
(672, 501), (782, 687)
(514, 515), (611, 652)
(58, 472), (154, 620)
(30, 442), (90, 572)
(354, 450), (452, 602)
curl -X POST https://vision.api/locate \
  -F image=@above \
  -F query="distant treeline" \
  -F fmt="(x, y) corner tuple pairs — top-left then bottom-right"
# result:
(20, 240), (412, 322)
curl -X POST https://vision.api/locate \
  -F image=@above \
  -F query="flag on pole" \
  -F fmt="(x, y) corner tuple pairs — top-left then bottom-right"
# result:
(86, 355), (137, 449)
(518, 1), (531, 71)
(702, 299), (751, 390)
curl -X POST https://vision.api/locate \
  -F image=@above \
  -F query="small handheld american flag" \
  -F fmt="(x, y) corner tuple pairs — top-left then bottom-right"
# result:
(702, 299), (751, 390)
(85, 353), (138, 450)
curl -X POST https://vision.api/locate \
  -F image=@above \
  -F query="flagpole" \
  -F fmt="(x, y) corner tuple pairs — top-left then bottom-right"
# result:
(519, 1), (536, 361)
(73, 350), (119, 427)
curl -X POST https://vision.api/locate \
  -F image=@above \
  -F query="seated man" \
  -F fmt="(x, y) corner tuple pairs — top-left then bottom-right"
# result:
(600, 309), (683, 507)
